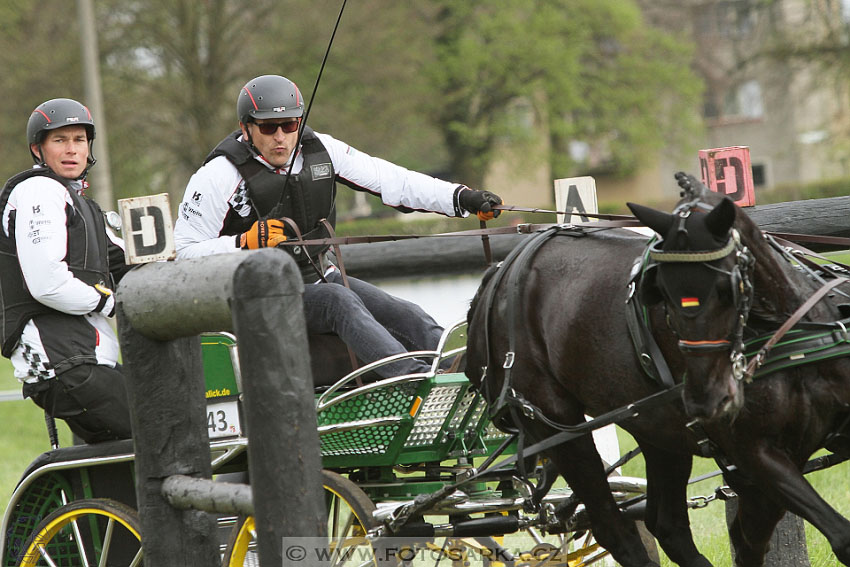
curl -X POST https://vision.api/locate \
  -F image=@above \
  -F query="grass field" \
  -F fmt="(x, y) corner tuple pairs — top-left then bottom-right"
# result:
(0, 356), (848, 565)
(0, 358), (72, 522)
(616, 429), (850, 566)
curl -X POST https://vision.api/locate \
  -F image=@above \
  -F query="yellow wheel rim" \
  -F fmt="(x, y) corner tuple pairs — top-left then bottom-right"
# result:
(20, 506), (141, 567)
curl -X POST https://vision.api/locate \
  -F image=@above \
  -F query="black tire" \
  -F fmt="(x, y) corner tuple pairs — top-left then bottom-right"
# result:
(16, 498), (142, 566)
(223, 469), (379, 567)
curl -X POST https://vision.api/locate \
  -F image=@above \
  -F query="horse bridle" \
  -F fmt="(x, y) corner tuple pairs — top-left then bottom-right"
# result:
(647, 209), (755, 382)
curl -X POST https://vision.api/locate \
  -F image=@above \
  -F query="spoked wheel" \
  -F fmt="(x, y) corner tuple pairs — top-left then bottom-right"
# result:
(16, 498), (143, 567)
(511, 530), (607, 567)
(419, 475), (657, 567)
(223, 469), (380, 566)
(395, 527), (606, 567)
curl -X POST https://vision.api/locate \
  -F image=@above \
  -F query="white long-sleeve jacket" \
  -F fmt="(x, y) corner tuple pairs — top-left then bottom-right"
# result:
(2, 173), (122, 382)
(174, 131), (467, 259)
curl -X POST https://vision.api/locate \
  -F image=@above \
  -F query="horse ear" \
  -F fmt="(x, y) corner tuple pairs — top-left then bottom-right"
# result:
(627, 202), (674, 238)
(704, 197), (737, 239)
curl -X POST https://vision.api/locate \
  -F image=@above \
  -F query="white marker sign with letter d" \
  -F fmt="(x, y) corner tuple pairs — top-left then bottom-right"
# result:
(118, 193), (176, 264)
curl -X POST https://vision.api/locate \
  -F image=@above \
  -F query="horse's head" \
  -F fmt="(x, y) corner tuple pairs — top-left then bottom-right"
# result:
(628, 173), (754, 422)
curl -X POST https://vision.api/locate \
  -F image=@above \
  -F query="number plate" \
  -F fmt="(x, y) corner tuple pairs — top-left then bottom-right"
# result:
(207, 400), (242, 439)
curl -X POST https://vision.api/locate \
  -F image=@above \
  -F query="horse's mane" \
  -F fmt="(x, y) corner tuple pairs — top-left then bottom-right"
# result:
(467, 262), (500, 325)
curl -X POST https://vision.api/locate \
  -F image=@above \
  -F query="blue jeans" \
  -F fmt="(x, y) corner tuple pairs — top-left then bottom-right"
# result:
(302, 271), (443, 378)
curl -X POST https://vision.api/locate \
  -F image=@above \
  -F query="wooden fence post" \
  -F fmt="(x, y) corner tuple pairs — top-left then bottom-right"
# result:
(725, 499), (810, 566)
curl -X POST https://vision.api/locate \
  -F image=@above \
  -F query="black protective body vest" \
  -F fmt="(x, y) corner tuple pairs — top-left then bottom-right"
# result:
(0, 169), (113, 357)
(205, 127), (337, 269)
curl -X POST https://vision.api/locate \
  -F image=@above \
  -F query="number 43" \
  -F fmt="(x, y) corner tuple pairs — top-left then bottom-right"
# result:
(208, 409), (228, 433)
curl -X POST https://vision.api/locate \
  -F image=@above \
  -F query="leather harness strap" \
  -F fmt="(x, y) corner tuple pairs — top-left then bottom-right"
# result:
(318, 219), (363, 383)
(744, 277), (847, 381)
(767, 232), (850, 248)
(279, 216), (329, 283)
(478, 227), (567, 425)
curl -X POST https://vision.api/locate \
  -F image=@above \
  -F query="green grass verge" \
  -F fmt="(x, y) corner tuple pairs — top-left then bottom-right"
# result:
(617, 428), (850, 566)
(0, 358), (72, 521)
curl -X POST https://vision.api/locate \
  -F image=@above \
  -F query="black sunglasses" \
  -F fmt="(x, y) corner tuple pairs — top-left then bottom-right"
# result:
(254, 120), (300, 135)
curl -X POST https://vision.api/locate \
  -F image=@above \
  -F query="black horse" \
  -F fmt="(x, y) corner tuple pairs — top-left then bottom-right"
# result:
(466, 173), (850, 567)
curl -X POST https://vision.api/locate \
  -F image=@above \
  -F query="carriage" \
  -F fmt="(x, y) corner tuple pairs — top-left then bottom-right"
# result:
(0, 320), (654, 567)
(8, 176), (850, 567)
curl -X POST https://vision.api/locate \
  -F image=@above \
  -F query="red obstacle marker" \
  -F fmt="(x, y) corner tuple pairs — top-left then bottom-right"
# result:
(698, 146), (756, 207)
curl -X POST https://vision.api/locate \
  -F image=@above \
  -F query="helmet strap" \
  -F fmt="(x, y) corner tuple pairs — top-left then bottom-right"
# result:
(78, 139), (97, 180)
(31, 143), (47, 167)
(240, 122), (262, 157)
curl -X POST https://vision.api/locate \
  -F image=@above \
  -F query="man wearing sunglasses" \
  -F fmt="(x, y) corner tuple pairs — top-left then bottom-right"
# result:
(174, 74), (501, 380)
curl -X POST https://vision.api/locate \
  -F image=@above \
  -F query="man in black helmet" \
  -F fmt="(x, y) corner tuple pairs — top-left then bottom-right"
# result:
(175, 74), (502, 380)
(0, 98), (132, 443)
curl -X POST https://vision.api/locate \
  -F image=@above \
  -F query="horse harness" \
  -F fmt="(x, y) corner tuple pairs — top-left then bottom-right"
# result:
(475, 224), (686, 476)
(632, 199), (757, 383)
(477, 206), (850, 466)
(629, 200), (850, 456)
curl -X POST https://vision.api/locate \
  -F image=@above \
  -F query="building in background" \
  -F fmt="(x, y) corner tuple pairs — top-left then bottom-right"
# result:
(633, 0), (849, 204)
(483, 0), (850, 211)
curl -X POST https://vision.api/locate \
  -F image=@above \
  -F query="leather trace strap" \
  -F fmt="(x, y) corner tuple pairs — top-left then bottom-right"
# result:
(767, 231), (850, 249)
(383, 382), (684, 535)
(479, 219), (493, 265)
(769, 234), (850, 287)
(317, 219), (362, 383)
(745, 277), (847, 381)
(479, 227), (564, 422)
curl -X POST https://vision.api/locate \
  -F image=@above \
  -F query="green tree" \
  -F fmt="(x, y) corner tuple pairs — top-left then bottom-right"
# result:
(1, 0), (702, 216)
(93, 0), (446, 212)
(0, 2), (83, 186)
(427, 0), (703, 187)
(96, 0), (284, 200)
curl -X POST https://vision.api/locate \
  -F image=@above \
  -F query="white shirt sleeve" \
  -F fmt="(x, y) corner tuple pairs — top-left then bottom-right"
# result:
(317, 133), (464, 217)
(174, 135), (467, 260)
(10, 177), (105, 315)
(174, 156), (244, 259)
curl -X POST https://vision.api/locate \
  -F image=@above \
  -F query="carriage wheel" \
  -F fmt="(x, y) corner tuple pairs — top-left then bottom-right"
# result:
(223, 469), (380, 566)
(484, 472), (659, 567)
(16, 498), (143, 567)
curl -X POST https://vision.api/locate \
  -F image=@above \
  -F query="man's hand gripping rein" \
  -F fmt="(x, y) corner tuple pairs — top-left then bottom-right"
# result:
(458, 187), (504, 222)
(239, 219), (288, 249)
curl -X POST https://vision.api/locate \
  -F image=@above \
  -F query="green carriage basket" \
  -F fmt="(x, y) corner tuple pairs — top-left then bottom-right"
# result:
(200, 321), (512, 469)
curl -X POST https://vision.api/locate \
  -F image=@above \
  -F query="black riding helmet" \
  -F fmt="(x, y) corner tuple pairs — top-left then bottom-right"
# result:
(237, 75), (304, 124)
(27, 98), (97, 178)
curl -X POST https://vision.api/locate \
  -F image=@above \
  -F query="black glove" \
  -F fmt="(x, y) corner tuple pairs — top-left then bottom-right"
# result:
(458, 188), (503, 221)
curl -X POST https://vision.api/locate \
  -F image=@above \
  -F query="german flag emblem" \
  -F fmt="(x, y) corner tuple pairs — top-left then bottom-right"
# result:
(681, 297), (700, 308)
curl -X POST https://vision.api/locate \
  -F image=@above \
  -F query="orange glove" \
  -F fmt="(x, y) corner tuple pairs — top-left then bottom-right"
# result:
(239, 219), (288, 249)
